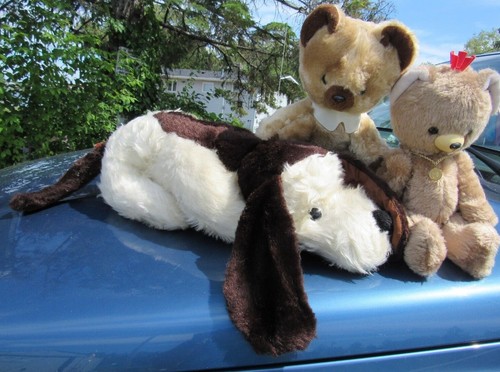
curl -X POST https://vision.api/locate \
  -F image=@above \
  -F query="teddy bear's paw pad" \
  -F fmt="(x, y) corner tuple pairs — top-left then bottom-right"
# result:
(404, 220), (447, 277)
(448, 224), (500, 279)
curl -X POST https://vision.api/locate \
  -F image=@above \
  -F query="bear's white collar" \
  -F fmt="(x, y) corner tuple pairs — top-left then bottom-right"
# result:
(312, 103), (361, 133)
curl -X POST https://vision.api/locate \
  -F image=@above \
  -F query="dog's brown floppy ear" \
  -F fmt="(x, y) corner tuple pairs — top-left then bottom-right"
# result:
(223, 177), (316, 356)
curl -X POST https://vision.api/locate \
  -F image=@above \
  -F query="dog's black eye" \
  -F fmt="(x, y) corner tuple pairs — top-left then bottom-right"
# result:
(360, 90), (366, 95)
(309, 208), (322, 220)
(428, 127), (439, 135)
(321, 74), (327, 85)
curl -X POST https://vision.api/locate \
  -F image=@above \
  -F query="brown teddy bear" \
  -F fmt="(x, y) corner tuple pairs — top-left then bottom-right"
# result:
(256, 4), (418, 165)
(377, 52), (500, 278)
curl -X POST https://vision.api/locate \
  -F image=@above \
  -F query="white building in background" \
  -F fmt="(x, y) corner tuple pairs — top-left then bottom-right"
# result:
(164, 69), (258, 131)
(164, 69), (290, 132)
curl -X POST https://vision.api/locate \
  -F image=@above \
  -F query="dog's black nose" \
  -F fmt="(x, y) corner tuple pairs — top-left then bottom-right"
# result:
(373, 209), (393, 233)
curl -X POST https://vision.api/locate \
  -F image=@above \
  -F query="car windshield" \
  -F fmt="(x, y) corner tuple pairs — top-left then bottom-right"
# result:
(370, 53), (500, 188)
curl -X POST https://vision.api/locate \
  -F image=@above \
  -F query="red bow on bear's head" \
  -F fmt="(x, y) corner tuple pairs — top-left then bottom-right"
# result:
(450, 51), (476, 71)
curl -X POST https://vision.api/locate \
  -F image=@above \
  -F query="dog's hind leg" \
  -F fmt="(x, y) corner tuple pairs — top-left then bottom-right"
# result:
(98, 115), (188, 231)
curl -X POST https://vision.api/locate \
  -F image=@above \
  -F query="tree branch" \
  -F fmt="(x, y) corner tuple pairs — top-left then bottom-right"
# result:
(273, 0), (308, 14)
(71, 17), (96, 34)
(159, 21), (275, 56)
(0, 0), (17, 13)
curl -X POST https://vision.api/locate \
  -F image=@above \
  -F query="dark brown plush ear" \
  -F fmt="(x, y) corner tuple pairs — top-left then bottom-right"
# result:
(380, 24), (417, 72)
(223, 177), (316, 356)
(9, 142), (105, 212)
(300, 4), (340, 47)
(340, 156), (409, 255)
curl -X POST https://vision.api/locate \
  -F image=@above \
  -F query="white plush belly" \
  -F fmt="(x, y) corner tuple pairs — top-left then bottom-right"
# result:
(99, 113), (245, 242)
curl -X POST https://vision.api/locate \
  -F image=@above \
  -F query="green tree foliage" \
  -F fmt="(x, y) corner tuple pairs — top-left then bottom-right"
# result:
(0, 1), (127, 167)
(0, 0), (297, 167)
(0, 0), (394, 168)
(465, 28), (500, 55)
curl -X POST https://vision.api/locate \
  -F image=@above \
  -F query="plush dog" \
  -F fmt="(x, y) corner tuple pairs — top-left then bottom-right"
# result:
(377, 52), (500, 279)
(10, 111), (409, 355)
(256, 4), (418, 165)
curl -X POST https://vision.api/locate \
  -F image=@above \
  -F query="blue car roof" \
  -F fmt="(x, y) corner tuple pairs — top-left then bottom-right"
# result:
(1, 150), (500, 370)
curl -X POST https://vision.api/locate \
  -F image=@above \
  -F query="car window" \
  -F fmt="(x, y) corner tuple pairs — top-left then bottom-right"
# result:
(468, 55), (500, 151)
(470, 55), (500, 71)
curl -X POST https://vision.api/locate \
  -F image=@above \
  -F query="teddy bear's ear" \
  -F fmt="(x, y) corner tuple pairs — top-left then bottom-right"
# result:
(223, 176), (316, 356)
(300, 4), (341, 47)
(479, 69), (500, 115)
(380, 23), (418, 72)
(390, 66), (430, 104)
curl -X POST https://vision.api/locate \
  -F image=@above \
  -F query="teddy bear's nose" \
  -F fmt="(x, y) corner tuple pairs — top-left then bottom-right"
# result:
(434, 134), (464, 153)
(325, 85), (354, 110)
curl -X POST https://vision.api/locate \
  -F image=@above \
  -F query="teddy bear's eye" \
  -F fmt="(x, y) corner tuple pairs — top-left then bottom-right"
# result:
(321, 74), (327, 85)
(428, 127), (439, 135)
(309, 207), (322, 221)
(360, 90), (366, 95)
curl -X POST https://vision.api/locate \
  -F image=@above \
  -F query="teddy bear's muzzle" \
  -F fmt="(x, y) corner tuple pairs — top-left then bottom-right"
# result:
(325, 85), (354, 110)
(434, 134), (464, 153)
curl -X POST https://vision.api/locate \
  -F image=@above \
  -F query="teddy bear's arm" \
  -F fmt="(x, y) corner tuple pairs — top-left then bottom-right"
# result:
(349, 114), (391, 165)
(376, 148), (412, 196)
(457, 152), (498, 225)
(256, 99), (316, 141)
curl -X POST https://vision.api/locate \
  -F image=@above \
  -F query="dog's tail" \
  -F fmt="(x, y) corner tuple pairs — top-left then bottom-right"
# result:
(10, 142), (106, 212)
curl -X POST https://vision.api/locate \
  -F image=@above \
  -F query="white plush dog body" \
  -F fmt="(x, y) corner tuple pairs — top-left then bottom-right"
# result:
(99, 111), (396, 274)
(100, 113), (244, 242)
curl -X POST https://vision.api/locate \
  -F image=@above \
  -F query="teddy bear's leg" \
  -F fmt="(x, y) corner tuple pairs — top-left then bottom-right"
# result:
(255, 115), (287, 139)
(276, 114), (318, 141)
(442, 213), (500, 279)
(256, 99), (316, 141)
(258, 113), (316, 142)
(404, 213), (447, 277)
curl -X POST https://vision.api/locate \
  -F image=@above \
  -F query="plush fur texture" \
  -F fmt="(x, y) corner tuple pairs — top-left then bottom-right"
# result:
(224, 177), (316, 355)
(10, 111), (409, 355)
(97, 112), (405, 274)
(377, 63), (500, 278)
(256, 4), (418, 165)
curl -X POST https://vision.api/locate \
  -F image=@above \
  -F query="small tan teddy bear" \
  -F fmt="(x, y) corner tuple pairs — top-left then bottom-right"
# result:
(378, 52), (500, 279)
(256, 4), (418, 165)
